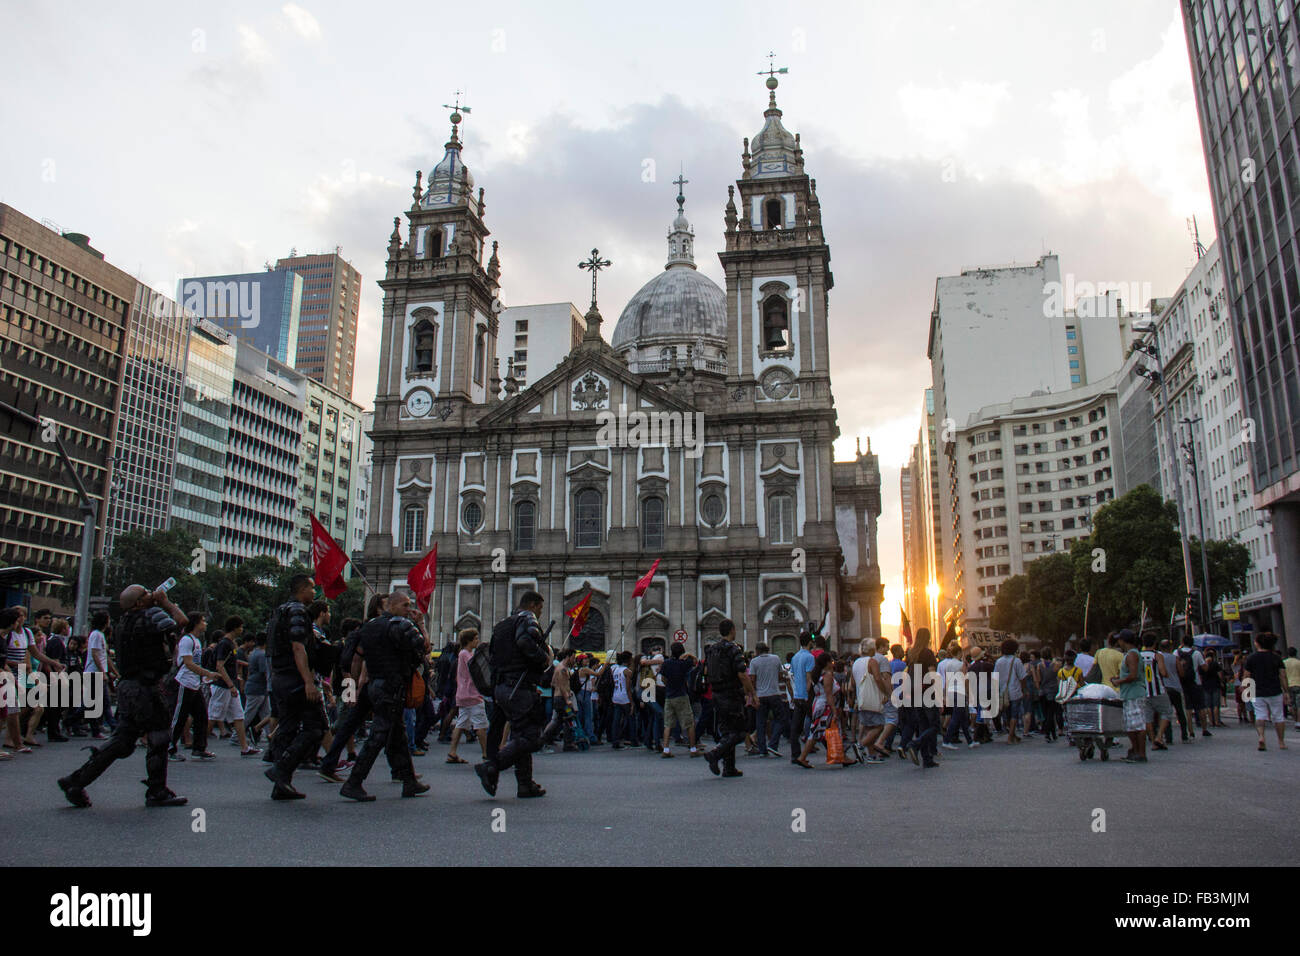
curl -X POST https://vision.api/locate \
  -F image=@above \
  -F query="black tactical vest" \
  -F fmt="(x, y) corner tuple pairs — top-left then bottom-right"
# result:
(115, 607), (174, 681)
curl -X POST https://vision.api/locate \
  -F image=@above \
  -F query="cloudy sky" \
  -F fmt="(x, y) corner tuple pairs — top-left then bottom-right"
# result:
(1, 0), (1215, 636)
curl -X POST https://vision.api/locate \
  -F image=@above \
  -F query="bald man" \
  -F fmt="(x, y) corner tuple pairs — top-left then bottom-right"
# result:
(59, 584), (189, 808)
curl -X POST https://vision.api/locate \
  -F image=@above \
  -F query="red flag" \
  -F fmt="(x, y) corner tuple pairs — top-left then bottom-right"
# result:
(309, 515), (348, 599)
(407, 542), (437, 614)
(900, 605), (913, 643)
(566, 590), (592, 639)
(632, 557), (661, 599)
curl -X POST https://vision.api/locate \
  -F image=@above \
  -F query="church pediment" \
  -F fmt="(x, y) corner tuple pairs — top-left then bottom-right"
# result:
(477, 347), (697, 429)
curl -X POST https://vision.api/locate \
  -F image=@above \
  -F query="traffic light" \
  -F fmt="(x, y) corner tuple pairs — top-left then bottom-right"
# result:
(1186, 589), (1203, 629)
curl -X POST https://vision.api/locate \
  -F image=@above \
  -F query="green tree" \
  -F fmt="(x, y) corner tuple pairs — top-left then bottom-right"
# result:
(1022, 552), (1085, 652)
(990, 573), (1029, 632)
(1190, 536), (1251, 612)
(90, 527), (205, 619)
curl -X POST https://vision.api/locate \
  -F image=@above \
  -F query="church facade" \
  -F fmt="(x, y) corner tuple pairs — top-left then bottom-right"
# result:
(363, 82), (882, 658)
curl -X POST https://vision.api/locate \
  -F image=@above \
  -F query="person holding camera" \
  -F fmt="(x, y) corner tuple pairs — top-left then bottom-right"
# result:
(58, 584), (188, 809)
(475, 591), (552, 799)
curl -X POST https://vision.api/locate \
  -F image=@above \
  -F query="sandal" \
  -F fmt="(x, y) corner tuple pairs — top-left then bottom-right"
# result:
(0, 751), (11, 760)
(446, 755), (468, 764)
(14, 746), (32, 754)
(794, 757), (813, 769)
(22, 739), (41, 747)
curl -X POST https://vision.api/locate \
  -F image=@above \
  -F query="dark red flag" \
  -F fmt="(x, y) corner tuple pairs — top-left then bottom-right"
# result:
(566, 589), (592, 639)
(407, 542), (438, 614)
(309, 514), (348, 599)
(632, 557), (661, 599)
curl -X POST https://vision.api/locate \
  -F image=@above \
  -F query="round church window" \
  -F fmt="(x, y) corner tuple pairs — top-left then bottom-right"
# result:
(701, 493), (725, 526)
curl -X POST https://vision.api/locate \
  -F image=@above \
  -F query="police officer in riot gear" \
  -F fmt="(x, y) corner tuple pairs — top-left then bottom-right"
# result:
(58, 584), (189, 808)
(475, 591), (552, 799)
(703, 619), (756, 779)
(318, 595), (385, 781)
(264, 574), (324, 800)
(339, 591), (430, 801)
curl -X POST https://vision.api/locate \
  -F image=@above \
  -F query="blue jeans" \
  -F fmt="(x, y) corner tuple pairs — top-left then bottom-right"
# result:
(943, 705), (971, 744)
(755, 696), (787, 753)
(643, 700), (663, 746)
(610, 703), (632, 745)
(577, 691), (594, 737)
(403, 708), (417, 750)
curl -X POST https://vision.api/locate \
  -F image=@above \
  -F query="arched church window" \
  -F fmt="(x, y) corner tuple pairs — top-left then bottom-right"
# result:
(768, 492), (794, 545)
(764, 198), (783, 230)
(427, 228), (443, 258)
(641, 496), (665, 550)
(763, 296), (790, 351)
(402, 504), (426, 552)
(411, 320), (437, 373)
(473, 325), (487, 385)
(514, 501), (535, 552)
(574, 488), (603, 548)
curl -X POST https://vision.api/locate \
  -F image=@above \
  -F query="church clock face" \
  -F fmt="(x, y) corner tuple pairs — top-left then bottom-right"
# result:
(761, 368), (795, 400)
(405, 388), (433, 418)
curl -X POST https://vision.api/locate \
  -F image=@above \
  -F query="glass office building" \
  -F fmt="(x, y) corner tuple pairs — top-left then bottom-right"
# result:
(1182, 0), (1299, 639)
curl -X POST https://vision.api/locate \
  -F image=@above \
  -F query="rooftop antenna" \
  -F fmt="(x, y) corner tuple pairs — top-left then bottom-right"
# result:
(1187, 216), (1206, 259)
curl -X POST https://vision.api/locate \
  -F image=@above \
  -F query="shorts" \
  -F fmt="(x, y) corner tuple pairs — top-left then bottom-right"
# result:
(881, 702), (899, 724)
(453, 701), (489, 730)
(1146, 693), (1173, 721)
(664, 695), (695, 733)
(207, 685), (245, 722)
(1122, 699), (1147, 731)
(1203, 688), (1220, 711)
(857, 709), (885, 727)
(1004, 698), (1025, 720)
(1253, 694), (1285, 724)
(1181, 682), (1204, 711)
(244, 693), (270, 724)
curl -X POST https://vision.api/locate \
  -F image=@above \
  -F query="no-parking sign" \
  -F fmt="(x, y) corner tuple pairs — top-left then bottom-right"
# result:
(673, 628), (688, 644)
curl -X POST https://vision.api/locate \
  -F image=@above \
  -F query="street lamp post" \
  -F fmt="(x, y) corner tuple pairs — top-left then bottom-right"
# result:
(1180, 415), (1216, 635)
(1132, 329), (1198, 633)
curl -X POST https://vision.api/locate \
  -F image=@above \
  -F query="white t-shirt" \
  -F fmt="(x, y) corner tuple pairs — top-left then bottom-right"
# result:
(937, 657), (966, 701)
(84, 629), (108, 673)
(611, 666), (629, 705)
(5, 628), (30, 671)
(641, 653), (665, 687)
(1074, 652), (1096, 677)
(174, 634), (202, 690)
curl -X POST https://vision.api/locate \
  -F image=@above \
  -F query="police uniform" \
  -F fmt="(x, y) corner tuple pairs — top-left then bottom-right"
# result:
(341, 613), (424, 798)
(477, 608), (549, 797)
(319, 622), (374, 776)
(265, 598), (324, 796)
(58, 605), (184, 807)
(705, 639), (747, 775)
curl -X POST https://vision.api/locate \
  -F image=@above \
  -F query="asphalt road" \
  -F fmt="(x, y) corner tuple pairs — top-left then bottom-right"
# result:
(3, 717), (1294, 866)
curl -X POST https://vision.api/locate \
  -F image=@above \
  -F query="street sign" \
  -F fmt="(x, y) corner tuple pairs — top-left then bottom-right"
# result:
(673, 628), (687, 644)
(1221, 600), (1240, 621)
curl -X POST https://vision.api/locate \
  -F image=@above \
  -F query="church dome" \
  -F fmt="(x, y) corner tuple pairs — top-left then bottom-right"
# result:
(612, 267), (727, 350)
(422, 114), (475, 208)
(611, 175), (727, 361)
(747, 76), (803, 179)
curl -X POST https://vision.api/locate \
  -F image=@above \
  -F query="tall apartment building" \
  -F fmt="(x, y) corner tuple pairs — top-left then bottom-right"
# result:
(1182, 0), (1300, 641)
(105, 285), (191, 553)
(0, 205), (133, 584)
(296, 378), (365, 572)
(927, 255), (1136, 626)
(274, 251), (361, 399)
(495, 302), (585, 388)
(1151, 240), (1281, 634)
(956, 375), (1123, 625)
(178, 270), (302, 366)
(218, 339), (305, 567)
(353, 410), (374, 559)
(172, 318), (238, 561)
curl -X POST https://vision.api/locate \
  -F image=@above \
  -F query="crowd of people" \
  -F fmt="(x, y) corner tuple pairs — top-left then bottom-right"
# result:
(0, 583), (1294, 807)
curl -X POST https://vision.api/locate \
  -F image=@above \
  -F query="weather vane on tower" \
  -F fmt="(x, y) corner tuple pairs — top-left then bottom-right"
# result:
(757, 51), (788, 103)
(442, 90), (472, 137)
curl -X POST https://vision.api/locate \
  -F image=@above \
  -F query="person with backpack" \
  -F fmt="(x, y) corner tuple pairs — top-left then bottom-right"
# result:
(1177, 635), (1212, 738)
(474, 591), (553, 799)
(701, 620), (756, 779)
(1159, 639), (1192, 743)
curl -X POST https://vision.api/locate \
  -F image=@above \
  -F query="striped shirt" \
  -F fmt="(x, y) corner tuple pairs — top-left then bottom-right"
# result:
(1140, 649), (1164, 697)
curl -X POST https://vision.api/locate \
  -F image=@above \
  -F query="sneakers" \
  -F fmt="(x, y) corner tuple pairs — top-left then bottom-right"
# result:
(145, 789), (188, 808)
(474, 761), (500, 797)
(941, 743), (959, 751)
(661, 750), (674, 758)
(191, 750), (216, 761)
(240, 747), (262, 757)
(167, 750), (186, 762)
(57, 776), (91, 808)
(864, 755), (886, 764)
(968, 741), (981, 749)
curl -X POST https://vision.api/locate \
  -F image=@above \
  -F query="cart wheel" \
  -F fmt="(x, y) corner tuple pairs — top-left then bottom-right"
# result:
(1078, 746), (1088, 761)
(1099, 746), (1109, 761)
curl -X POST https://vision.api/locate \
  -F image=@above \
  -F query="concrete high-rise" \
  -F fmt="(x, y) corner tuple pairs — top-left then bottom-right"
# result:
(1182, 0), (1299, 642)
(274, 251), (361, 399)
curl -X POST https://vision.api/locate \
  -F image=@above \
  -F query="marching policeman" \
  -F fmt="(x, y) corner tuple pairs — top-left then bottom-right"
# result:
(475, 591), (552, 799)
(702, 619), (756, 778)
(339, 590), (430, 800)
(264, 574), (324, 800)
(58, 584), (188, 808)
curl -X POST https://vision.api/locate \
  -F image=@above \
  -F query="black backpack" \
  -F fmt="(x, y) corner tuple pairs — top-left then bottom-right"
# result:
(201, 644), (217, 671)
(1176, 648), (1197, 685)
(595, 662), (616, 698)
(689, 658), (709, 697)
(468, 643), (495, 697)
